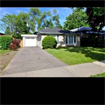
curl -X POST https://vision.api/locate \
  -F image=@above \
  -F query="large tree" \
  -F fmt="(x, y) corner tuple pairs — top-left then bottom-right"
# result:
(52, 9), (62, 28)
(15, 12), (30, 34)
(0, 12), (30, 34)
(0, 13), (16, 33)
(0, 8), (62, 36)
(70, 7), (105, 31)
(63, 8), (89, 30)
(29, 7), (41, 33)
(85, 7), (105, 31)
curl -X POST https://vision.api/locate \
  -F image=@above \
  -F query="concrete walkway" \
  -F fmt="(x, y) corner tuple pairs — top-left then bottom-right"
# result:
(0, 61), (105, 77)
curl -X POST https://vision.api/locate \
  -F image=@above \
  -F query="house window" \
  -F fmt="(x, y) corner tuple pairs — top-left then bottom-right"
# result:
(65, 35), (77, 45)
(57, 35), (59, 44)
(74, 36), (76, 44)
(66, 35), (68, 44)
(69, 36), (73, 44)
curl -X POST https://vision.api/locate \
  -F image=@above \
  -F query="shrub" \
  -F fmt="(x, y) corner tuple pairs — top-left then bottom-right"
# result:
(0, 36), (13, 50)
(10, 44), (17, 50)
(42, 36), (57, 49)
(12, 39), (21, 48)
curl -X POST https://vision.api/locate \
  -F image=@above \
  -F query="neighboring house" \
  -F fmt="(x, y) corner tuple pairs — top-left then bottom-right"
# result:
(0, 32), (12, 37)
(70, 27), (105, 39)
(0, 32), (5, 37)
(70, 27), (92, 38)
(21, 27), (80, 48)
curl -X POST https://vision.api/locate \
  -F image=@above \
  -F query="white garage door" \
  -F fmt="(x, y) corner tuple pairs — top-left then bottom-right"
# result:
(25, 37), (36, 47)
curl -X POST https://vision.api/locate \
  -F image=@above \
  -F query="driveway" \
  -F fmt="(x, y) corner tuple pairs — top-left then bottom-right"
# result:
(1, 47), (67, 75)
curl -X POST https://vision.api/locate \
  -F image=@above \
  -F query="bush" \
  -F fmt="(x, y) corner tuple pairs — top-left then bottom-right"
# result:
(0, 36), (13, 50)
(10, 44), (17, 50)
(12, 39), (21, 48)
(42, 36), (57, 49)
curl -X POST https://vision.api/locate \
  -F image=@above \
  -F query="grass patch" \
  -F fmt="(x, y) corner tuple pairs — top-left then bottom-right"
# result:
(45, 47), (105, 65)
(0, 49), (11, 55)
(91, 72), (105, 77)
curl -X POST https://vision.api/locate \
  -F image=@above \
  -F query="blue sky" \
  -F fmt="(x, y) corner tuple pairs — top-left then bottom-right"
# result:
(0, 7), (105, 33)
(0, 7), (73, 32)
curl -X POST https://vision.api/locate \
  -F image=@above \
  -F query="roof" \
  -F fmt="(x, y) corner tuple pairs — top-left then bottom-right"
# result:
(34, 27), (77, 35)
(70, 27), (92, 32)
(0, 32), (5, 35)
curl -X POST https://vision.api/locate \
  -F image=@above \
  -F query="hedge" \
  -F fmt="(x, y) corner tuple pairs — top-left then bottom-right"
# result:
(0, 36), (13, 50)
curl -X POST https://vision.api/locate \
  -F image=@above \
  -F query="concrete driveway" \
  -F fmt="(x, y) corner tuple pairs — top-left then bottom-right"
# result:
(1, 47), (67, 75)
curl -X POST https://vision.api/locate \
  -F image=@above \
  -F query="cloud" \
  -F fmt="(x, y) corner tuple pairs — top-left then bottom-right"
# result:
(16, 10), (27, 13)
(16, 10), (22, 13)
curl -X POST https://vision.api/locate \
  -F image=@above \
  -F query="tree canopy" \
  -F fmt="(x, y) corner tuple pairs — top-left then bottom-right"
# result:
(0, 8), (62, 36)
(63, 8), (89, 30)
(85, 7), (105, 31)
(0, 7), (104, 38)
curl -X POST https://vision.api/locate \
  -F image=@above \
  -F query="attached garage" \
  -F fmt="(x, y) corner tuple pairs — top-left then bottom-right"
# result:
(21, 35), (37, 47)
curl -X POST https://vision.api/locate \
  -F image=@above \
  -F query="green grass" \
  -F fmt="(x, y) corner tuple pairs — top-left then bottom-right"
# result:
(45, 47), (105, 65)
(0, 49), (11, 55)
(91, 72), (105, 77)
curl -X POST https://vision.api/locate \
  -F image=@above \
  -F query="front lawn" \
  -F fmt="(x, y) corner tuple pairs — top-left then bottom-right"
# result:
(45, 47), (105, 65)
(91, 72), (105, 77)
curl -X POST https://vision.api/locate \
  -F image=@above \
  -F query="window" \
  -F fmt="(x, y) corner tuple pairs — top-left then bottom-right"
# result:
(66, 35), (68, 44)
(65, 35), (76, 45)
(57, 35), (59, 44)
(74, 36), (76, 44)
(69, 36), (73, 44)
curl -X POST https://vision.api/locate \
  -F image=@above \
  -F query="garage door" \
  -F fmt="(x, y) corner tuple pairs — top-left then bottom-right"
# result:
(25, 37), (36, 47)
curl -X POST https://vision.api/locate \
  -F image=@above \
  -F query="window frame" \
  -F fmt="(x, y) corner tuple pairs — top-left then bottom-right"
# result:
(65, 35), (77, 45)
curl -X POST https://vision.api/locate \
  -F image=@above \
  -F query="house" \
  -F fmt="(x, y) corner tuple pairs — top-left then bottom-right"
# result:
(21, 27), (80, 48)
(0, 32), (5, 37)
(70, 27), (92, 38)
(70, 26), (105, 39)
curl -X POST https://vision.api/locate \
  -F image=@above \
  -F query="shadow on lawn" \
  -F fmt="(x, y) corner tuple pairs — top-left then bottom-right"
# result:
(56, 47), (105, 61)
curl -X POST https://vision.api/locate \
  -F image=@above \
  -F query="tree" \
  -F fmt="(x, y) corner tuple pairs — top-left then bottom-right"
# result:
(37, 11), (54, 30)
(85, 7), (105, 31)
(5, 27), (11, 35)
(0, 13), (16, 33)
(14, 12), (30, 34)
(63, 8), (89, 30)
(29, 8), (41, 33)
(69, 7), (105, 31)
(52, 9), (62, 28)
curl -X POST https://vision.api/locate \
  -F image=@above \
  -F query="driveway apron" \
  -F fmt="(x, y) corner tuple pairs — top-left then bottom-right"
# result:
(2, 47), (67, 75)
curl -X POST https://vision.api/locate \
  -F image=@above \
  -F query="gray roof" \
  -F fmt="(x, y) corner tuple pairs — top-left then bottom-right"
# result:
(34, 27), (77, 35)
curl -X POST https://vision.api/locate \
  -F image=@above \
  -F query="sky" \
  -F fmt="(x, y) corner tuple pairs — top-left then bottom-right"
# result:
(0, 7), (73, 33)
(0, 7), (105, 33)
